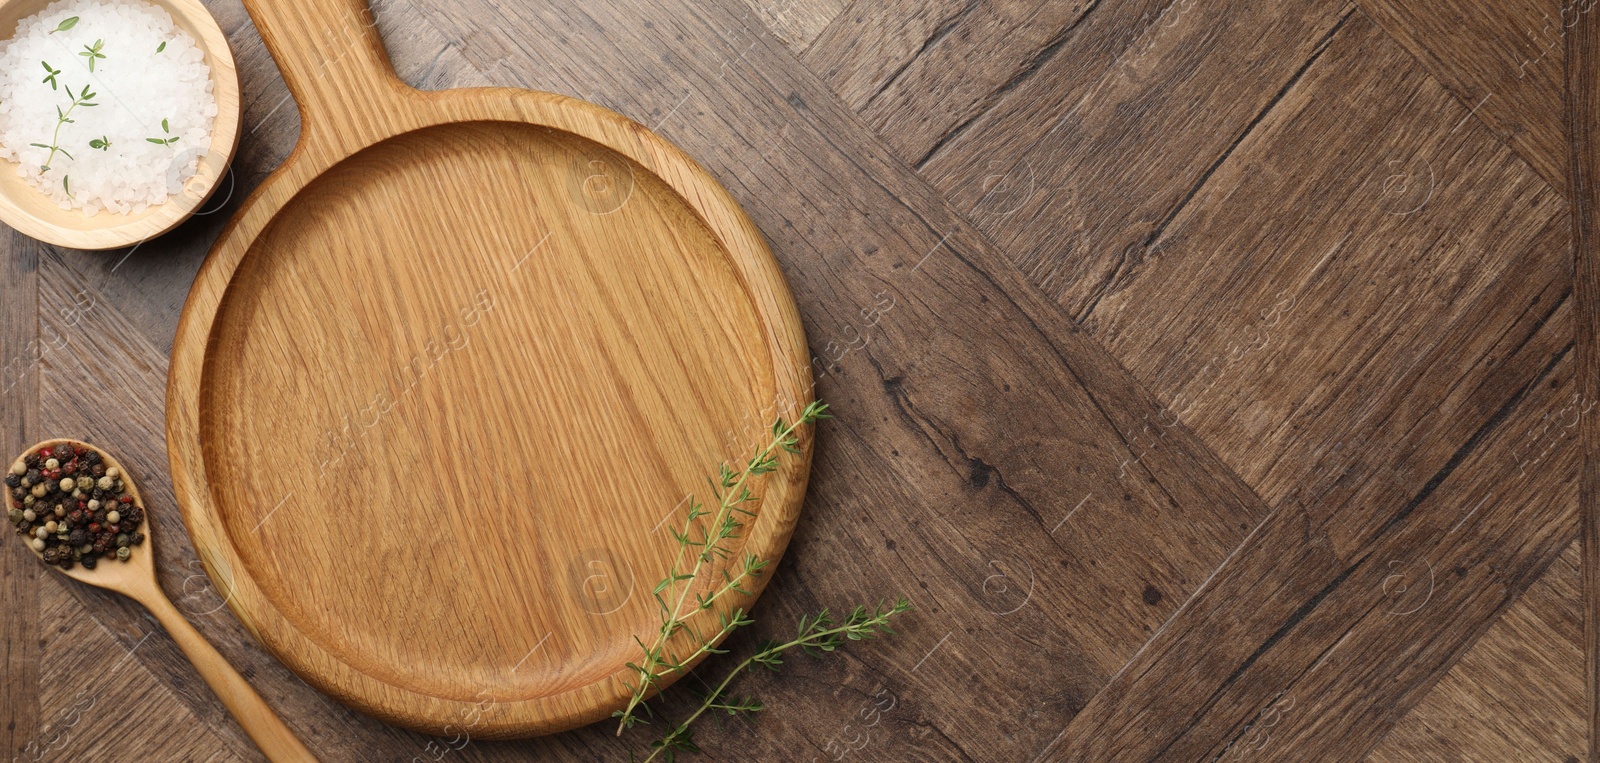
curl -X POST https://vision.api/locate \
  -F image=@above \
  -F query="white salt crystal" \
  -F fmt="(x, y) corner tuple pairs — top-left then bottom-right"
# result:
(0, 0), (217, 214)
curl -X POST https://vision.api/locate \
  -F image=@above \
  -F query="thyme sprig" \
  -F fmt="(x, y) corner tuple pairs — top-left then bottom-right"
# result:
(638, 597), (912, 763)
(615, 401), (830, 734)
(146, 118), (179, 146)
(30, 82), (98, 176)
(78, 38), (105, 72)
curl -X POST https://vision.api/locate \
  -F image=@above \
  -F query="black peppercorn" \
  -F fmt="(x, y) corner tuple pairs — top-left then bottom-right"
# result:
(24, 469), (39, 484)
(79, 555), (95, 570)
(4, 474), (18, 488)
(68, 529), (86, 546)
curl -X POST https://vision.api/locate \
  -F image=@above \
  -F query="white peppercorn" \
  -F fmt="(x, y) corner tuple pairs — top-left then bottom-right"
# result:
(44, 458), (58, 470)
(106, 510), (120, 524)
(34, 526), (49, 540)
(105, 467), (119, 479)
(96, 476), (113, 491)
(87, 499), (100, 510)
(22, 509), (36, 522)
(58, 478), (72, 492)
(9, 461), (23, 476)
(30, 538), (45, 552)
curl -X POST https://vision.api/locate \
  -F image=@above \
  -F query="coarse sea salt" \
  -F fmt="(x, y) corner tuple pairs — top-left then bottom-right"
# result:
(0, 0), (216, 216)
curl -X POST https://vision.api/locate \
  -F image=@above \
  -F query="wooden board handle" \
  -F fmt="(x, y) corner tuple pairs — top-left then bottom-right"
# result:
(241, 0), (406, 157)
(135, 585), (321, 762)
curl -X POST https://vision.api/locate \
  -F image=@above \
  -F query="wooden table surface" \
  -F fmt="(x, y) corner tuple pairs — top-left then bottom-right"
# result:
(1, 0), (1591, 761)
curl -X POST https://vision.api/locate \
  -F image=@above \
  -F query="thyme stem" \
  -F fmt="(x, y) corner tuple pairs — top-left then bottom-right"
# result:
(615, 401), (828, 734)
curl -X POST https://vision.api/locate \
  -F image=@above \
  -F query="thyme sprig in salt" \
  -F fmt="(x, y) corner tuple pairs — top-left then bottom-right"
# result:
(78, 38), (105, 72)
(29, 82), (98, 181)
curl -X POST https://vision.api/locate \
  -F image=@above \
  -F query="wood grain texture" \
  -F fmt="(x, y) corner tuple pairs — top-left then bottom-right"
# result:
(801, 0), (1097, 164)
(1360, 0), (1567, 190)
(2, 229), (42, 761)
(786, 1), (1590, 759)
(168, 0), (816, 739)
(1367, 540), (1585, 763)
(738, 0), (846, 53)
(1038, 336), (1579, 761)
(0, 0), (241, 250)
(36, 574), (246, 763)
(916, 0), (1353, 318)
(1084, 13), (1566, 531)
(1571, 0), (1600, 754)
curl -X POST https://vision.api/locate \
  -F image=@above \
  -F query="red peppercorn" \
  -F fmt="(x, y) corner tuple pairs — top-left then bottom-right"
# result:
(88, 523), (100, 533)
(106, 524), (119, 533)
(119, 496), (132, 504)
(76, 501), (85, 510)
(38, 449), (49, 458)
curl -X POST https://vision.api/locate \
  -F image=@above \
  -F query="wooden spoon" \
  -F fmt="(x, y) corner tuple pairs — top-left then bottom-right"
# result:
(10, 439), (317, 762)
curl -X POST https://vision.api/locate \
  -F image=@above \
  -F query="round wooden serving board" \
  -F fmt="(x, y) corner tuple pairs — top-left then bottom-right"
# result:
(164, 0), (812, 738)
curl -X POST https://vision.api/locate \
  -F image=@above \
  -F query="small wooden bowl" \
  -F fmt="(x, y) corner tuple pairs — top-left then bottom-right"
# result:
(0, 0), (241, 250)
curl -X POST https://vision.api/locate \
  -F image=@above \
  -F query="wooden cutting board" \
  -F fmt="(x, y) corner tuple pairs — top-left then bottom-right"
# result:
(163, 0), (813, 739)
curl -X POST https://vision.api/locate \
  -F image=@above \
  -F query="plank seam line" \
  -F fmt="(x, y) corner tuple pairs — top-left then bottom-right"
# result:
(1074, 4), (1356, 324)
(909, 0), (1103, 171)
(1039, 336), (1570, 760)
(1369, 340), (1572, 544)
(1350, 0), (1563, 199)
(1179, 338), (1572, 756)
(858, 0), (984, 115)
(766, 23), (1274, 533)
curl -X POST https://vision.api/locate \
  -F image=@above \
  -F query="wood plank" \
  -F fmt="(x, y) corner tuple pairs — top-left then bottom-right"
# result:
(1367, 540), (1584, 763)
(801, 0), (1101, 163)
(1, 229), (41, 760)
(908, 0), (1352, 317)
(1003, 16), (1581, 755)
(1038, 328), (1578, 760)
(739, 0), (847, 53)
(1360, 0), (1566, 190)
(1085, 13), (1567, 535)
(1573, 0), (1600, 752)
(34, 575), (248, 763)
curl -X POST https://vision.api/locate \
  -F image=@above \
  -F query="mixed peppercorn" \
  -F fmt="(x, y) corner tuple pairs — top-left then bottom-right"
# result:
(7, 443), (145, 570)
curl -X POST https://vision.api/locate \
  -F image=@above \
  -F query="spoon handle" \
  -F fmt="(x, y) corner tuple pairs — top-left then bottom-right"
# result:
(137, 587), (321, 762)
